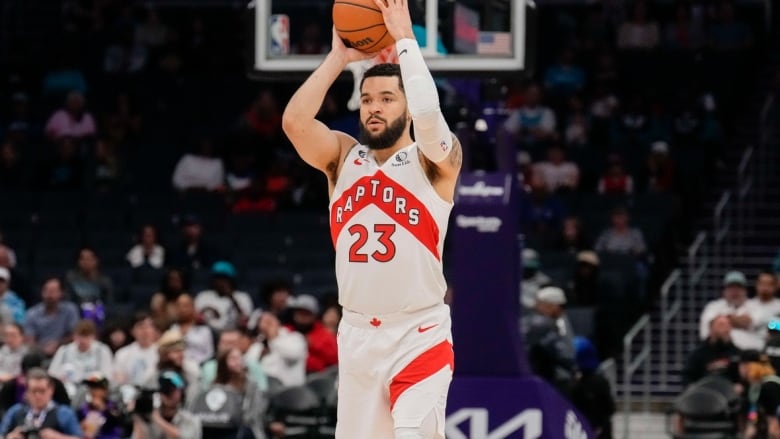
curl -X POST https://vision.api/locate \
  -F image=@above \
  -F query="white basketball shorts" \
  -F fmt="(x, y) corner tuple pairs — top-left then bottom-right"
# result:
(335, 303), (454, 439)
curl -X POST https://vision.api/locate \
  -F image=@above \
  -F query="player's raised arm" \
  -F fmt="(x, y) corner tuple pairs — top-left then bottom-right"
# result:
(282, 29), (372, 176)
(375, 0), (462, 180)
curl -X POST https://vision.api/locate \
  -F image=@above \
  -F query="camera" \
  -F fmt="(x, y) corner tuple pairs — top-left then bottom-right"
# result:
(19, 425), (41, 439)
(133, 388), (157, 420)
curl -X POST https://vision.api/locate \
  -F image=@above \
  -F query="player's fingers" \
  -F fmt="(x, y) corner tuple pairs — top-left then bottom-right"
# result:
(373, 0), (388, 10)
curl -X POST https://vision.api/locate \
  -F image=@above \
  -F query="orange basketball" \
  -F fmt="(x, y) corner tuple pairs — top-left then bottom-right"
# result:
(333, 0), (394, 54)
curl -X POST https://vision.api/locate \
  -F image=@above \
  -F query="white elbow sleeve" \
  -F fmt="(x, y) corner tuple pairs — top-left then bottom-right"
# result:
(397, 38), (451, 163)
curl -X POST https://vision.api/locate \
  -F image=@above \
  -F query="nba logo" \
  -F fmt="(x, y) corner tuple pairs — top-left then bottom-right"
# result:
(269, 14), (290, 56)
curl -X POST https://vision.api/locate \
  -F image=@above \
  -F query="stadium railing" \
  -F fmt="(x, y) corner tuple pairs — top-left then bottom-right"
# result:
(622, 314), (651, 438)
(660, 269), (683, 391)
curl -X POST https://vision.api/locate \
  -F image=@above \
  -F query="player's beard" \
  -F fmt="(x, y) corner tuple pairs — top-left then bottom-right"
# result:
(359, 113), (408, 150)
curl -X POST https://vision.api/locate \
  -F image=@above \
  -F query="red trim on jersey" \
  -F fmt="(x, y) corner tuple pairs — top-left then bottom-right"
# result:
(330, 170), (441, 260)
(389, 340), (454, 410)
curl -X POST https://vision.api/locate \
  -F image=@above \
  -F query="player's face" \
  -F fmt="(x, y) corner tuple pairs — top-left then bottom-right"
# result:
(359, 76), (410, 150)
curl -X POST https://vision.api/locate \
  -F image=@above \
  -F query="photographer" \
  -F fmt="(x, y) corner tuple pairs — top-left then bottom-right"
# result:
(75, 372), (129, 439)
(0, 368), (81, 439)
(131, 371), (201, 439)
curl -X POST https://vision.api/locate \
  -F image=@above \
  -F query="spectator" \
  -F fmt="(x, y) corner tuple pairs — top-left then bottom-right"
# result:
(503, 84), (558, 148)
(544, 49), (586, 99)
(24, 278), (80, 357)
(322, 304), (342, 334)
(683, 315), (741, 386)
(617, 0), (660, 49)
(597, 155), (634, 195)
(0, 324), (29, 382)
(200, 329), (267, 392)
(563, 96), (590, 148)
(520, 248), (553, 310)
(739, 350), (780, 439)
(103, 92), (142, 144)
(571, 337), (615, 439)
(171, 137), (225, 192)
(0, 368), (82, 439)
(100, 321), (130, 354)
(0, 268), (25, 325)
(570, 251), (600, 307)
(190, 348), (267, 439)
(76, 372), (129, 439)
(48, 319), (113, 386)
(749, 272), (780, 338)
(0, 141), (28, 189)
(699, 271), (764, 350)
(286, 295), (338, 374)
(0, 352), (71, 417)
(169, 294), (214, 365)
(664, 2), (704, 50)
(131, 371), (202, 439)
(239, 90), (284, 146)
(708, 1), (752, 51)
(155, 328), (201, 403)
(169, 215), (219, 271)
(195, 261), (252, 331)
(5, 93), (35, 148)
(517, 151), (534, 187)
(533, 145), (580, 193)
(645, 141), (676, 192)
(555, 216), (592, 254)
(523, 286), (578, 395)
(134, 8), (168, 48)
(103, 29), (148, 74)
(0, 246), (31, 305)
(64, 247), (115, 306)
(262, 280), (292, 321)
(40, 136), (85, 190)
(91, 137), (122, 191)
(126, 225), (165, 269)
(113, 312), (159, 387)
(247, 312), (307, 387)
(44, 91), (96, 142)
(150, 269), (189, 329)
(594, 207), (647, 257)
(520, 175), (567, 235)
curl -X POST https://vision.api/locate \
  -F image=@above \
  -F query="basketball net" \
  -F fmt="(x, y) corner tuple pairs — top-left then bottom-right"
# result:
(347, 45), (399, 111)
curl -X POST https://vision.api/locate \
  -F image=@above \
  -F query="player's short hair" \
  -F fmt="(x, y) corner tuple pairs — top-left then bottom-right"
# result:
(361, 63), (404, 93)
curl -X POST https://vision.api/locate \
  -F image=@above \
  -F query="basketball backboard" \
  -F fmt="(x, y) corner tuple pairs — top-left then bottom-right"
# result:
(250, 0), (534, 76)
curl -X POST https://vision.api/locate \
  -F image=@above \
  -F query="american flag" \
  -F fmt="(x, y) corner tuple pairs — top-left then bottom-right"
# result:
(477, 32), (512, 56)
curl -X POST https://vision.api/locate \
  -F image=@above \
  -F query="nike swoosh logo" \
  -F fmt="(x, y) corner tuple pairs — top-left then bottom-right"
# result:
(399, 49), (408, 56)
(354, 158), (364, 165)
(418, 324), (438, 333)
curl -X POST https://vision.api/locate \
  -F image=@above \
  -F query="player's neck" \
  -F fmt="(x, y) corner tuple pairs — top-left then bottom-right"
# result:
(370, 135), (414, 166)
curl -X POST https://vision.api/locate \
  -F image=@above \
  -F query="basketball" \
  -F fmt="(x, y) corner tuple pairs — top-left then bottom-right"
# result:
(333, 0), (394, 54)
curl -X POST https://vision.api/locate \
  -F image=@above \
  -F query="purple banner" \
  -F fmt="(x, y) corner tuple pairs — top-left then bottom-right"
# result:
(446, 376), (593, 439)
(451, 173), (528, 376)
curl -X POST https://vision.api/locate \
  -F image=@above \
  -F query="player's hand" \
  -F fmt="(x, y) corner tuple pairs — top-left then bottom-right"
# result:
(374, 0), (415, 41)
(331, 27), (376, 65)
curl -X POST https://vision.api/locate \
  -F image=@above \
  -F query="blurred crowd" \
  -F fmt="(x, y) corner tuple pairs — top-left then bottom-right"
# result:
(0, 0), (771, 438)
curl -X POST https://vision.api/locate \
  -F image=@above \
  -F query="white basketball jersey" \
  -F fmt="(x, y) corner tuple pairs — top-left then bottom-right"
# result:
(329, 143), (452, 315)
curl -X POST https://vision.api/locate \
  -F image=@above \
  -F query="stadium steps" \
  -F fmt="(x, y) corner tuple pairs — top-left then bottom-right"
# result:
(617, 83), (780, 406)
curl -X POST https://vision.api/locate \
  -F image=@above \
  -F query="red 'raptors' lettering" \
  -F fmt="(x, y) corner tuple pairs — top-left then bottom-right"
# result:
(330, 170), (440, 260)
(347, 223), (397, 263)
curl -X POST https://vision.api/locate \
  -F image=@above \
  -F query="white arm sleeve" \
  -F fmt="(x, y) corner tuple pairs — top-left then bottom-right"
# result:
(396, 38), (452, 163)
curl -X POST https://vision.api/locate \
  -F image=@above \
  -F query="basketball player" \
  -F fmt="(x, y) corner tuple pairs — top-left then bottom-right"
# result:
(282, 0), (461, 437)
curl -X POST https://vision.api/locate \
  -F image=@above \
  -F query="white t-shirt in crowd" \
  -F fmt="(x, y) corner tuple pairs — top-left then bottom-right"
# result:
(533, 161), (580, 192)
(171, 323), (214, 365)
(194, 290), (253, 331)
(172, 154), (225, 191)
(113, 342), (159, 387)
(699, 298), (765, 350)
(748, 297), (780, 336)
(126, 245), (165, 269)
(246, 327), (308, 387)
(48, 341), (114, 384)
